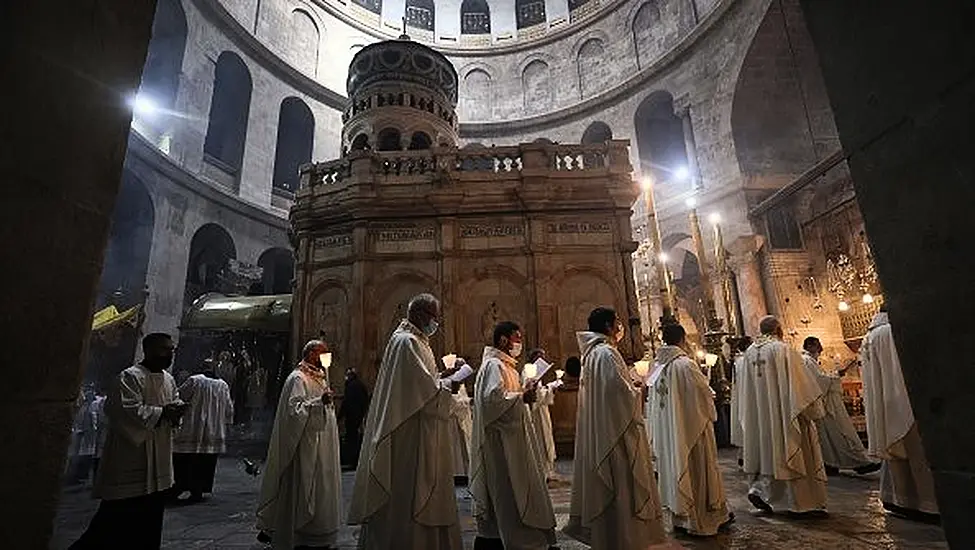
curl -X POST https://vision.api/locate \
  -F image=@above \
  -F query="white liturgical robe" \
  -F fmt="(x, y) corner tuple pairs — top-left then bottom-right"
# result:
(257, 363), (342, 549)
(729, 354), (746, 449)
(800, 351), (874, 471)
(449, 385), (473, 477)
(521, 370), (557, 481)
(739, 335), (827, 513)
(94, 365), (180, 501)
(174, 374), (234, 454)
(471, 347), (557, 549)
(348, 320), (461, 550)
(648, 346), (729, 536)
(860, 312), (939, 515)
(564, 332), (667, 549)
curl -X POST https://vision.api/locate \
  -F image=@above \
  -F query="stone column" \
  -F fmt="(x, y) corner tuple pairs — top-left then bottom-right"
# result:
(727, 235), (768, 336)
(0, 1), (158, 546)
(799, 1), (975, 544)
(674, 97), (702, 191)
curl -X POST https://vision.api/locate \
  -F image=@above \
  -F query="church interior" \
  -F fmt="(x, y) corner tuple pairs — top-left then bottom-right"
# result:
(4, 0), (974, 548)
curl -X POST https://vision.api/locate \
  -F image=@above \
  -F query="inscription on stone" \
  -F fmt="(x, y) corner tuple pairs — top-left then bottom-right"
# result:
(546, 221), (612, 234)
(369, 223), (435, 242)
(460, 224), (524, 238)
(315, 234), (352, 248)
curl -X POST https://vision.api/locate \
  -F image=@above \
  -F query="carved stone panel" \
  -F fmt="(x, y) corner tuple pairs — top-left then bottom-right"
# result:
(368, 222), (437, 253)
(458, 222), (525, 250)
(545, 219), (614, 246)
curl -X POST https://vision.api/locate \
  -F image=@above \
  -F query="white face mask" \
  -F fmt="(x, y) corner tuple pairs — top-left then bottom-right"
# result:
(424, 320), (439, 337)
(510, 342), (523, 358)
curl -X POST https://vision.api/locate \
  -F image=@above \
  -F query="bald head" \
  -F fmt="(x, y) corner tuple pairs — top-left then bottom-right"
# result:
(759, 315), (783, 338)
(302, 339), (328, 361)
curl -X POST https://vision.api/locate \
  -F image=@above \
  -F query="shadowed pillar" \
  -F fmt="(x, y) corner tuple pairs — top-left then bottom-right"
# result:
(0, 1), (157, 546)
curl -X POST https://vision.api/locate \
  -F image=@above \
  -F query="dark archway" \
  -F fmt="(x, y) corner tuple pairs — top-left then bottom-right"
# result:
(272, 97), (314, 195)
(730, 0), (838, 187)
(350, 133), (370, 151)
(633, 91), (688, 184)
(183, 224), (237, 309)
(376, 128), (402, 151)
(97, 171), (155, 309)
(203, 52), (252, 180)
(254, 248), (295, 295)
(408, 131), (432, 150)
(139, 0), (187, 109)
(406, 0), (435, 31)
(581, 121), (613, 144)
(461, 0), (491, 34)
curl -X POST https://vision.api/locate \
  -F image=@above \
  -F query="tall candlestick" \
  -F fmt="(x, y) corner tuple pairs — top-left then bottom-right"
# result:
(643, 177), (677, 323)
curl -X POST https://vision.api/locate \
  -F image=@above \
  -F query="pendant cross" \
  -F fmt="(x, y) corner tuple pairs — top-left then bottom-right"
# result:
(753, 355), (766, 377)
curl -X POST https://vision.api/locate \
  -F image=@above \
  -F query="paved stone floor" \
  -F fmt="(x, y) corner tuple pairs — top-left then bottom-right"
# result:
(51, 449), (947, 549)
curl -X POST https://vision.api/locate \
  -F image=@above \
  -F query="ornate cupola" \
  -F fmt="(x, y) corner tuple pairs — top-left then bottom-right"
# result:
(342, 36), (459, 153)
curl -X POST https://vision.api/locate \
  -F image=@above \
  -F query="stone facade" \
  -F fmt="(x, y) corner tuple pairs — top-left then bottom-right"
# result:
(292, 139), (643, 386)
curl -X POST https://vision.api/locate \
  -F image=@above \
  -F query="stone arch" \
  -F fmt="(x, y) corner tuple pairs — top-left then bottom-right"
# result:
(581, 121), (613, 144)
(140, 0), (187, 109)
(254, 247), (294, 295)
(97, 170), (155, 309)
(730, 0), (832, 186)
(458, 265), (532, 360)
(183, 223), (237, 309)
(461, 67), (493, 121)
(408, 131), (433, 150)
(350, 133), (370, 151)
(576, 37), (606, 100)
(367, 272), (439, 382)
(631, 0), (665, 70)
(272, 97), (315, 194)
(203, 51), (252, 185)
(521, 59), (552, 114)
(289, 8), (320, 76)
(552, 268), (620, 359)
(461, 0), (491, 34)
(376, 127), (402, 151)
(306, 280), (351, 382)
(406, 0), (435, 31)
(633, 90), (688, 183)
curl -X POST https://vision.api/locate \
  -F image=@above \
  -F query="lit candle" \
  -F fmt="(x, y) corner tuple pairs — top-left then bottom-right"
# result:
(319, 353), (332, 369)
(442, 354), (457, 370)
(523, 363), (538, 380)
(634, 360), (651, 378)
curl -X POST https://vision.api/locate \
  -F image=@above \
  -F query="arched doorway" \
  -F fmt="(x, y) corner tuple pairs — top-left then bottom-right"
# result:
(633, 91), (689, 185)
(183, 224), (237, 309)
(254, 248), (294, 295)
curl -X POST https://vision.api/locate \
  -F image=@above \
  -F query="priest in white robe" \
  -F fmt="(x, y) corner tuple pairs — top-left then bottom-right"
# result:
(70, 333), (186, 550)
(523, 348), (558, 482)
(348, 293), (462, 549)
(729, 336), (752, 468)
(801, 336), (880, 476)
(739, 316), (828, 515)
(648, 324), (731, 536)
(564, 307), (668, 549)
(471, 322), (557, 550)
(172, 366), (234, 502)
(256, 340), (342, 549)
(860, 306), (939, 518)
(448, 379), (473, 483)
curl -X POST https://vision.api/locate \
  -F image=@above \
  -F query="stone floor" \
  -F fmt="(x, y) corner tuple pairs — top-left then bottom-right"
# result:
(51, 449), (947, 549)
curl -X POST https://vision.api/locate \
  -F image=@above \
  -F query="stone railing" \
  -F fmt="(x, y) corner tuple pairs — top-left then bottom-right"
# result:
(300, 140), (630, 189)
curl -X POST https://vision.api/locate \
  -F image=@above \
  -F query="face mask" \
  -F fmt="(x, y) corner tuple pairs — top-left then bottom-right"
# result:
(424, 320), (439, 337)
(510, 342), (523, 358)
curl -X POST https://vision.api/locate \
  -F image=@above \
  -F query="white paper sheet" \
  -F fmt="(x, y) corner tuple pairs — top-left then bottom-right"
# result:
(446, 363), (474, 383)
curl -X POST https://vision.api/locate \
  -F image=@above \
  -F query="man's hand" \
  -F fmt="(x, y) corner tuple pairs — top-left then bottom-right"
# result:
(161, 402), (188, 424)
(523, 387), (538, 404)
(321, 390), (333, 406)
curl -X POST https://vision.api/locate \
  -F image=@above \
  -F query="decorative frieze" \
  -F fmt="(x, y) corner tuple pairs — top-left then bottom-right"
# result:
(315, 234), (353, 248)
(370, 222), (436, 242)
(460, 224), (524, 238)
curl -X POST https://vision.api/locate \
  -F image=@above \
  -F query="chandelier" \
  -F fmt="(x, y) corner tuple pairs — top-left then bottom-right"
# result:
(826, 240), (879, 312)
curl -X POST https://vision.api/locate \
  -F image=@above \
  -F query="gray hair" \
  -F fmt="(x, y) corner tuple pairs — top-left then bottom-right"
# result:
(759, 315), (781, 335)
(302, 339), (327, 359)
(407, 293), (440, 315)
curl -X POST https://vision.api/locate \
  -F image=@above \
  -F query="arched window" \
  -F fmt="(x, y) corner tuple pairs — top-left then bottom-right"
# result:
(98, 171), (154, 309)
(272, 97), (315, 195)
(576, 38), (606, 99)
(516, 0), (546, 29)
(522, 60), (552, 114)
(406, 0), (435, 31)
(408, 132), (433, 150)
(461, 0), (491, 35)
(377, 128), (402, 151)
(140, 0), (187, 109)
(254, 248), (295, 295)
(350, 133), (370, 151)
(289, 9), (319, 76)
(461, 69), (493, 120)
(203, 52), (252, 179)
(633, 91), (689, 183)
(183, 224), (237, 308)
(581, 121), (613, 144)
